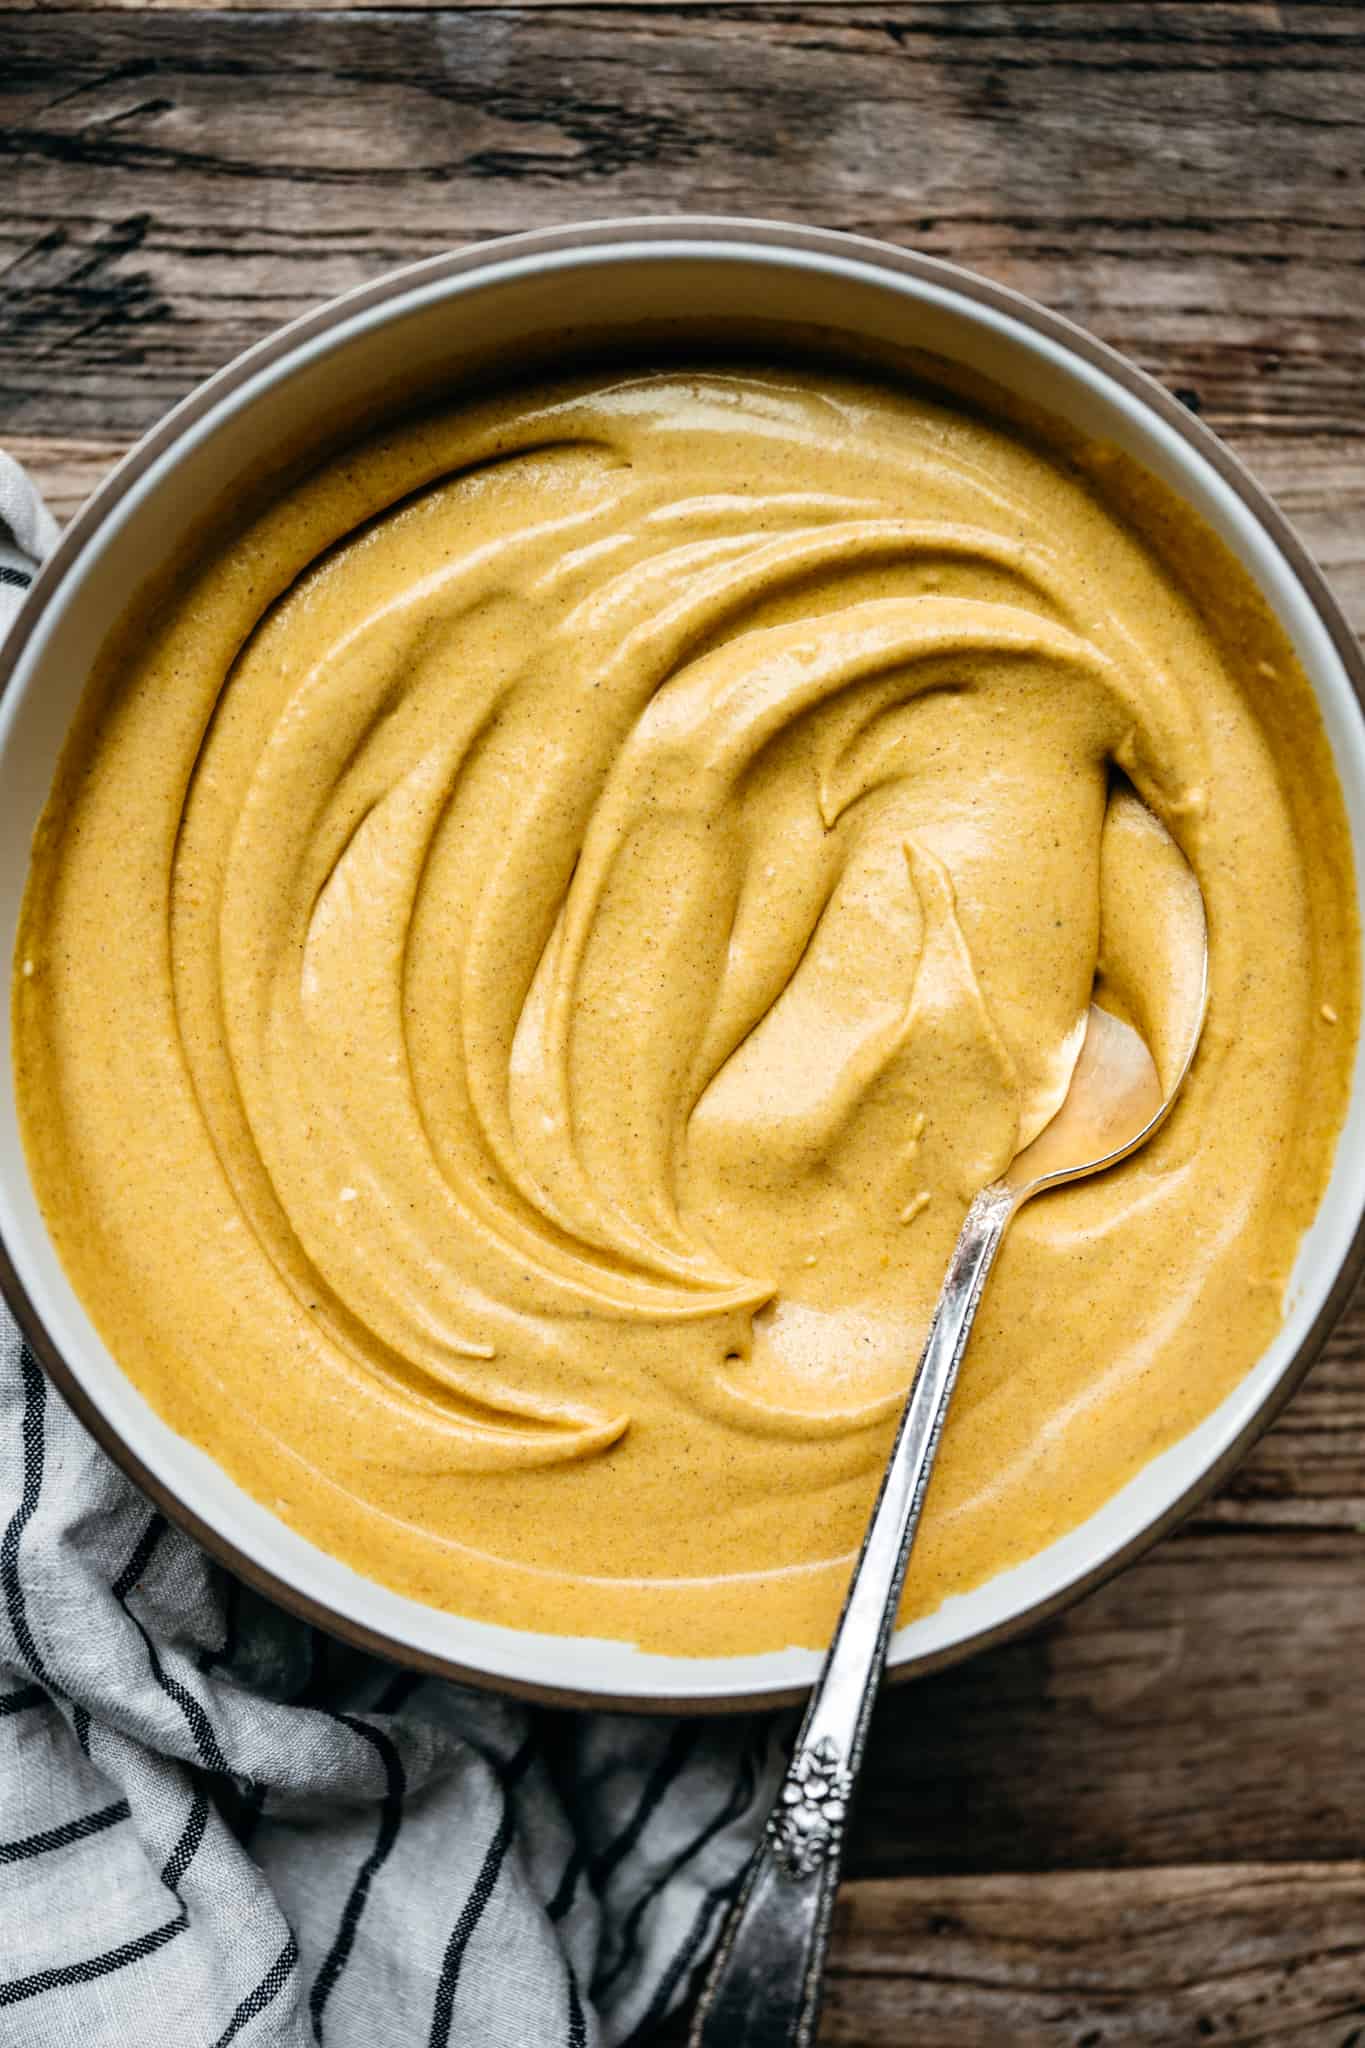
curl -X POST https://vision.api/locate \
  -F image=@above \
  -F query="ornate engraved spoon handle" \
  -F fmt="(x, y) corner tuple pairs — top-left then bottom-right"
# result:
(690, 1182), (1016, 2048)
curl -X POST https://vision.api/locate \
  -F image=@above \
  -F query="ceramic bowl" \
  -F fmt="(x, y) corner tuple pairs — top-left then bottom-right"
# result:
(3, 218), (1363, 1710)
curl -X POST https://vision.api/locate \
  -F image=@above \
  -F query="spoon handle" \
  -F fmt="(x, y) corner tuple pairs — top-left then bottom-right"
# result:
(689, 1181), (1017, 2048)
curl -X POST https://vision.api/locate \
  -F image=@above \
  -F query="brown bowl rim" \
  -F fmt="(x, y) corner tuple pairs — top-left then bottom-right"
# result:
(2, 215), (1363, 1714)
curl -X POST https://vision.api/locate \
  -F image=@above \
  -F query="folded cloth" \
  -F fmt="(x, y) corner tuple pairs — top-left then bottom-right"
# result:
(0, 461), (787, 2048)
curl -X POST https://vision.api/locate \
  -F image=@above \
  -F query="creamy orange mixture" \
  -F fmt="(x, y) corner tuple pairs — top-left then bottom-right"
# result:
(13, 367), (1358, 1654)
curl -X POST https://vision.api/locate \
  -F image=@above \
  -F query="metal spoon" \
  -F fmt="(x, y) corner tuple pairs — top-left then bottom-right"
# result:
(690, 789), (1208, 2048)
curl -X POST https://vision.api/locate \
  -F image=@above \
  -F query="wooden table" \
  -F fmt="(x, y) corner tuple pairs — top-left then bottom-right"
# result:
(4, 5), (1364, 2041)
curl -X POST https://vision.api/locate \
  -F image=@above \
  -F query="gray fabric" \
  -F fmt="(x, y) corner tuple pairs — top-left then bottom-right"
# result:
(0, 467), (786, 2048)
(0, 453), (59, 566)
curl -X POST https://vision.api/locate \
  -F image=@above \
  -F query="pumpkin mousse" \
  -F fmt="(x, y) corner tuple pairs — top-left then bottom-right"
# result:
(13, 366), (1358, 1654)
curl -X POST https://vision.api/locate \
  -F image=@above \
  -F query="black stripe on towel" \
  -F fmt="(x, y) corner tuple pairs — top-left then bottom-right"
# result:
(160, 1785), (210, 1892)
(307, 1716), (408, 2038)
(566, 1968), (588, 2048)
(427, 1736), (537, 2048)
(546, 1839), (587, 1925)
(111, 1512), (164, 1603)
(211, 1932), (299, 2048)
(0, 1797), (130, 1866)
(0, 1347), (64, 1697)
(547, 1722), (700, 1929)
(592, 1722), (699, 1891)
(594, 1728), (763, 1999)
(0, 565), (31, 590)
(0, 1907), (187, 2008)
(636, 1866), (745, 2038)
(0, 1685), (45, 1720)
(108, 1516), (224, 1901)
(113, 1514), (229, 1775)
(549, 1718), (703, 1926)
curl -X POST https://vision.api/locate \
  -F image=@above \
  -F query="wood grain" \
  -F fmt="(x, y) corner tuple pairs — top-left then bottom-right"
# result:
(853, 1525), (1365, 1879)
(6, 8), (1365, 2042)
(5, 435), (127, 523)
(2, 7), (1363, 438)
(659, 1867), (1365, 2046)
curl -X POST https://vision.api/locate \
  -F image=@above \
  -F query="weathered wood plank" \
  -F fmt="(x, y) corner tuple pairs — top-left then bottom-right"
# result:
(660, 1865), (1365, 2046)
(1, 6), (1362, 442)
(13, 0), (706, 8)
(851, 1525), (1365, 1877)
(1207, 1317), (1365, 1531)
(1239, 440), (1365, 643)
(4, 434), (127, 523)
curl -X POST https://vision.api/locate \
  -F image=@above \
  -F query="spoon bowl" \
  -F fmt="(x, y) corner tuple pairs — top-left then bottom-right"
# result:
(1009, 787), (1208, 1196)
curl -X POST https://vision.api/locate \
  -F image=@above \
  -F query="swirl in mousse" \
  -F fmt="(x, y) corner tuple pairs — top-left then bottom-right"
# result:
(13, 367), (1358, 1654)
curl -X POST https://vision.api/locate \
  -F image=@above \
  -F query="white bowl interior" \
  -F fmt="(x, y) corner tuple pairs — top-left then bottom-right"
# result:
(3, 230), (1365, 1706)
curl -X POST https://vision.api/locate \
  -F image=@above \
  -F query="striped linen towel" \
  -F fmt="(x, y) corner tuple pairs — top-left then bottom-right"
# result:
(0, 458), (788, 2048)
